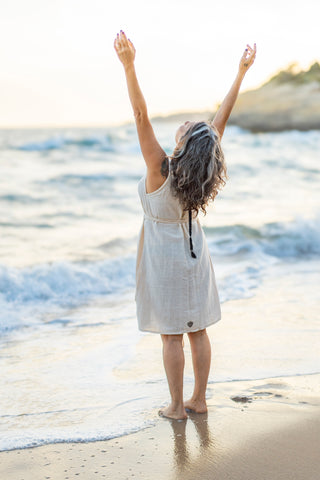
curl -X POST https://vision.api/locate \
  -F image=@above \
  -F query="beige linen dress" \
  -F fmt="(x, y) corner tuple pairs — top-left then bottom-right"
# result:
(135, 166), (221, 334)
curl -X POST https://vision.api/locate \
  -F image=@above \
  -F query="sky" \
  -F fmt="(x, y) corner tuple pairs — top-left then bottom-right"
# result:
(0, 0), (319, 127)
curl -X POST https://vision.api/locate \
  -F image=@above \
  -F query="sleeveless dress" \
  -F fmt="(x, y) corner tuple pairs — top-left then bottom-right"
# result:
(135, 166), (221, 334)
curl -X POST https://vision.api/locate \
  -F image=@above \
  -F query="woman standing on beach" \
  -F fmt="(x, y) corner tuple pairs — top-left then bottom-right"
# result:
(114, 31), (256, 420)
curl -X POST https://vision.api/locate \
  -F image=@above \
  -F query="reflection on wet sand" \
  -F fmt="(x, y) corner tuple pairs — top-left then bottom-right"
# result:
(166, 412), (215, 476)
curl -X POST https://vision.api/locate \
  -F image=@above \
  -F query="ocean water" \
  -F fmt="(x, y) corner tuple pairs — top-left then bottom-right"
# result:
(0, 123), (319, 451)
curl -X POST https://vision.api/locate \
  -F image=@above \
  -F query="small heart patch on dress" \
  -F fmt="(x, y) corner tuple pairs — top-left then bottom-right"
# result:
(187, 321), (193, 327)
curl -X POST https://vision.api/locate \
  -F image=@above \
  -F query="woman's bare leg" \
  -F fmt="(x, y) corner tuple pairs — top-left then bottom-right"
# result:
(184, 328), (211, 413)
(160, 334), (188, 420)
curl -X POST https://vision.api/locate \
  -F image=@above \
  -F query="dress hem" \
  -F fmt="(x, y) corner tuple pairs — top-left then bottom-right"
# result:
(137, 315), (221, 335)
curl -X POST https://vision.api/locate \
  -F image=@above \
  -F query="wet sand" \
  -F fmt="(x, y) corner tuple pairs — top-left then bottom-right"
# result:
(2, 262), (319, 479)
(1, 373), (319, 480)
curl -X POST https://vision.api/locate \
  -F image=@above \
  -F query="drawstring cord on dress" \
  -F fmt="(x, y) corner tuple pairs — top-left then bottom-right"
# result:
(188, 209), (197, 258)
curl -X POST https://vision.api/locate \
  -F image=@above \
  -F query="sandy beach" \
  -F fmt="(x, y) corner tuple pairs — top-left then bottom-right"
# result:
(2, 259), (320, 479)
(1, 373), (319, 480)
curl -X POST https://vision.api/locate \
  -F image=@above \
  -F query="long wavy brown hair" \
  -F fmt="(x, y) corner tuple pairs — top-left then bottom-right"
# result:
(161, 121), (228, 215)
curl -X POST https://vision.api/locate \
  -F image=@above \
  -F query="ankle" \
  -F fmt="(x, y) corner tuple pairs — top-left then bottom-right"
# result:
(190, 395), (206, 403)
(171, 400), (186, 410)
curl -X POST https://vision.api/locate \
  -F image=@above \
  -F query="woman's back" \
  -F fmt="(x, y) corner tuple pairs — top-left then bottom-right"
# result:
(138, 170), (192, 222)
(135, 168), (221, 334)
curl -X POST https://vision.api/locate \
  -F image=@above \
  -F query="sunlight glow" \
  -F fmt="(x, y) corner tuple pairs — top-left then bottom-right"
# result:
(0, 0), (319, 127)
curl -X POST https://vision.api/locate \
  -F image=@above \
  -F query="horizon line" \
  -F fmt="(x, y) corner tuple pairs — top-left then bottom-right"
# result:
(0, 109), (216, 130)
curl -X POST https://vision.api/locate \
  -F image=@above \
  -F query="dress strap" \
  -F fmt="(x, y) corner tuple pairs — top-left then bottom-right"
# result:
(188, 210), (197, 258)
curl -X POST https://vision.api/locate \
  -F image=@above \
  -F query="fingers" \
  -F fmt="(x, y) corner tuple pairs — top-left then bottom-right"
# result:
(115, 32), (123, 50)
(239, 42), (256, 71)
(241, 48), (248, 60)
(249, 43), (257, 64)
(247, 43), (257, 57)
(114, 33), (121, 51)
(119, 30), (129, 48)
(244, 43), (256, 64)
(243, 43), (256, 57)
(114, 29), (133, 52)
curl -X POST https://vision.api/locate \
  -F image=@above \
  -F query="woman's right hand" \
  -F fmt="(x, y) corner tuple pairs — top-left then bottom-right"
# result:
(114, 30), (136, 69)
(239, 43), (256, 76)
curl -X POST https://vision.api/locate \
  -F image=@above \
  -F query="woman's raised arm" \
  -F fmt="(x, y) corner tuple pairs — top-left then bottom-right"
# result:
(114, 31), (166, 173)
(212, 43), (257, 139)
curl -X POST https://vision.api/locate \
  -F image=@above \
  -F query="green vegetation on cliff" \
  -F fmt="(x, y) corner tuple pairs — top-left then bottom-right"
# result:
(267, 62), (320, 86)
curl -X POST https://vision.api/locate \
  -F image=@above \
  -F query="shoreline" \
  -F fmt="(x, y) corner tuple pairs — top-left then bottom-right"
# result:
(1, 258), (319, 461)
(1, 372), (320, 479)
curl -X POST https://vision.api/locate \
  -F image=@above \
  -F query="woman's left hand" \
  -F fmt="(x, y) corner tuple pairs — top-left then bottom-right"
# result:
(239, 43), (256, 75)
(114, 30), (136, 69)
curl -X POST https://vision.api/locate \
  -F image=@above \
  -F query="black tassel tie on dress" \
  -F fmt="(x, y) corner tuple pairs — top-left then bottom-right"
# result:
(188, 209), (197, 258)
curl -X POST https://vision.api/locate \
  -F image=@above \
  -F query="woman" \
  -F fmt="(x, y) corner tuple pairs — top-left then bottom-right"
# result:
(114, 30), (256, 420)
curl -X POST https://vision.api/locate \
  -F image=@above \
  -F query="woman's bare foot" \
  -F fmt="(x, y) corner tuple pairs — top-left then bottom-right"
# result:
(158, 403), (188, 420)
(184, 398), (208, 413)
